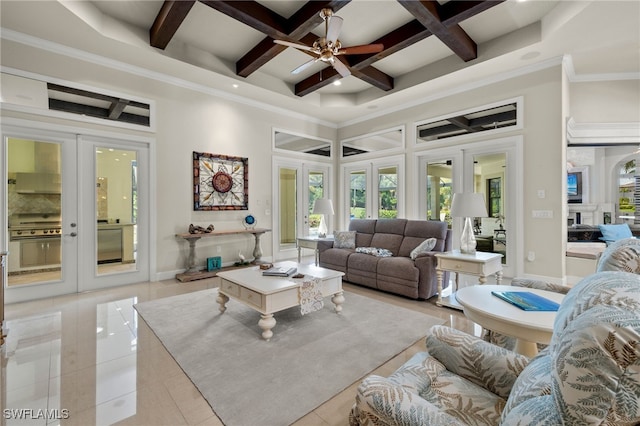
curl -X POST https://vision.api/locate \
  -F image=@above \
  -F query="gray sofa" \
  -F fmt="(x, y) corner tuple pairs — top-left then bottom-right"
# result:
(318, 219), (451, 299)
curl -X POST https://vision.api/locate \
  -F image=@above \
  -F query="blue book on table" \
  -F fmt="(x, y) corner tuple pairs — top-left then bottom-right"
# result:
(491, 291), (560, 311)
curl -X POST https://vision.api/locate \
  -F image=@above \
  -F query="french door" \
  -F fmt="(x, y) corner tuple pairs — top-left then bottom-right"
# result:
(2, 124), (150, 303)
(272, 157), (331, 261)
(342, 155), (404, 225)
(417, 137), (522, 278)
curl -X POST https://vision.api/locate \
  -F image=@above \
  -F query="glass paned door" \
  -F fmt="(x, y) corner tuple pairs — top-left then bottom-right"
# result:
(95, 147), (138, 275)
(426, 160), (453, 223)
(349, 169), (368, 220)
(377, 166), (398, 218)
(307, 170), (326, 236)
(273, 158), (331, 261)
(78, 136), (149, 292)
(278, 167), (298, 246)
(4, 134), (78, 303)
(473, 153), (507, 264)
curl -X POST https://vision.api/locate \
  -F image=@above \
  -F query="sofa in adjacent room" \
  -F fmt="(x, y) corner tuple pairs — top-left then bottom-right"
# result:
(317, 218), (452, 300)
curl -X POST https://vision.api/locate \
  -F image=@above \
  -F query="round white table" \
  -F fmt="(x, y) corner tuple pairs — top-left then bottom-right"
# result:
(455, 285), (565, 357)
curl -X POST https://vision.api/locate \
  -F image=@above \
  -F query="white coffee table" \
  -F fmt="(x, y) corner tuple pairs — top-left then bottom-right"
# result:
(216, 261), (345, 341)
(455, 285), (565, 357)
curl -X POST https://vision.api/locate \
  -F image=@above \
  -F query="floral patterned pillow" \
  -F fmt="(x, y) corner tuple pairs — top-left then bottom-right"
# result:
(356, 247), (393, 257)
(334, 231), (356, 249)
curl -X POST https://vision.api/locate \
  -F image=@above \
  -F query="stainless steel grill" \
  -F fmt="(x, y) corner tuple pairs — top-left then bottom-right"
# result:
(9, 215), (62, 241)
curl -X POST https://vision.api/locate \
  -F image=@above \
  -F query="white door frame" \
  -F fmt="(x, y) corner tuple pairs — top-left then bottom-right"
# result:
(416, 136), (523, 278)
(340, 155), (405, 229)
(77, 135), (150, 291)
(1, 118), (155, 302)
(271, 156), (332, 262)
(2, 126), (78, 303)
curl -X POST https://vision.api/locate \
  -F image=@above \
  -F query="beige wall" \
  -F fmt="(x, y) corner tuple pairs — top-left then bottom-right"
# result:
(570, 80), (640, 123)
(2, 36), (637, 283)
(0, 39), (337, 276)
(338, 66), (565, 279)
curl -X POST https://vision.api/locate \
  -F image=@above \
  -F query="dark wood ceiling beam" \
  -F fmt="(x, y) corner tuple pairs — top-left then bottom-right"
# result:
(398, 0), (476, 61)
(350, 64), (394, 92)
(108, 99), (130, 120)
(448, 115), (477, 132)
(47, 83), (149, 109)
(199, 1), (290, 39)
(439, 1), (506, 26)
(49, 99), (149, 126)
(237, 32), (317, 77)
(235, 1), (351, 77)
(295, 19), (431, 96)
(150, 1), (196, 49)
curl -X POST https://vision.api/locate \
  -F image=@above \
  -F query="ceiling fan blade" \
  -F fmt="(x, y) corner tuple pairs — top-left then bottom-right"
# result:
(326, 15), (343, 44)
(337, 43), (384, 55)
(291, 58), (318, 75)
(274, 39), (314, 52)
(332, 58), (351, 78)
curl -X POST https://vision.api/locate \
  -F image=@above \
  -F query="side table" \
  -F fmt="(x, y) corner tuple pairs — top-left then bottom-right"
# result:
(435, 250), (503, 310)
(297, 236), (333, 266)
(456, 285), (564, 356)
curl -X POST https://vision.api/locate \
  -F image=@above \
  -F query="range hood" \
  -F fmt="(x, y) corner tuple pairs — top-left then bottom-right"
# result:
(16, 173), (61, 194)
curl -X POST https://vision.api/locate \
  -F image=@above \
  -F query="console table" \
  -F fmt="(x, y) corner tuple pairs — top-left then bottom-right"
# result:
(175, 228), (271, 282)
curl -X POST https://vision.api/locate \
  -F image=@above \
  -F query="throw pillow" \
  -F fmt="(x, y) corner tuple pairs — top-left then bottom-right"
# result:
(598, 224), (633, 243)
(355, 247), (393, 257)
(334, 231), (356, 249)
(410, 237), (437, 260)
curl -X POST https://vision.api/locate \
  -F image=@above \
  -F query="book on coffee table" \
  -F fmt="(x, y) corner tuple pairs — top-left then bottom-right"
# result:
(491, 291), (560, 311)
(262, 266), (297, 277)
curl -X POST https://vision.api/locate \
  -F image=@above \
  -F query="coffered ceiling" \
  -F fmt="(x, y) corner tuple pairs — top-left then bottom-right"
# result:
(1, 1), (639, 125)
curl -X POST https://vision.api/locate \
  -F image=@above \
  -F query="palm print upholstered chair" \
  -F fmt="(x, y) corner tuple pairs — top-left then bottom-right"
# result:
(484, 236), (640, 351)
(350, 270), (640, 425)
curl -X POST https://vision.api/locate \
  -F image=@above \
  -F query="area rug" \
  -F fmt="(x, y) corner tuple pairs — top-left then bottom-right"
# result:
(134, 288), (443, 426)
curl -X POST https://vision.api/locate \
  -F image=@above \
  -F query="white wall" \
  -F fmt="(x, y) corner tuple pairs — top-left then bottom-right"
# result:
(2, 36), (637, 284)
(337, 66), (565, 280)
(570, 80), (640, 123)
(0, 39), (338, 279)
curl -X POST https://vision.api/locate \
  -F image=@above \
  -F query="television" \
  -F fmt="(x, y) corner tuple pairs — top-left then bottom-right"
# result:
(568, 169), (584, 204)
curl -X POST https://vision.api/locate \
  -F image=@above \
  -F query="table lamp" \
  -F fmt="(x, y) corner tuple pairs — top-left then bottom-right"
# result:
(312, 198), (334, 238)
(450, 192), (488, 254)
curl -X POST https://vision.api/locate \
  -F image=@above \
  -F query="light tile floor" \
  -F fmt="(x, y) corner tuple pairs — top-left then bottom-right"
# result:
(1, 262), (486, 426)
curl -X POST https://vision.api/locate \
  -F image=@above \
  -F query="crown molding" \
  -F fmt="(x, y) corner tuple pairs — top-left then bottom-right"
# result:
(567, 117), (640, 145)
(0, 28), (338, 129)
(2, 28), (637, 130)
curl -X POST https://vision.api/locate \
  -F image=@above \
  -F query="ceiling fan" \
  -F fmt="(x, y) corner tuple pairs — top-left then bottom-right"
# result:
(273, 8), (384, 78)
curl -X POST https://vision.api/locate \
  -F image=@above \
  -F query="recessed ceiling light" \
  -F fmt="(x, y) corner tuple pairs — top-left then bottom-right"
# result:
(333, 80), (342, 86)
(232, 84), (239, 88)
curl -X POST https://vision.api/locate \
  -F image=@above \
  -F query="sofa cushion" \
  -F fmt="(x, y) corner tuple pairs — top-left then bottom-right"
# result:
(334, 231), (356, 249)
(370, 233), (404, 255)
(348, 219), (376, 247)
(503, 271), (640, 424)
(347, 253), (379, 288)
(596, 237), (640, 273)
(410, 238), (437, 260)
(399, 220), (449, 257)
(318, 248), (352, 273)
(598, 223), (632, 243)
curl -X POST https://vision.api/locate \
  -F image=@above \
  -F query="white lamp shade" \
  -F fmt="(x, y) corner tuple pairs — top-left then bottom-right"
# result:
(312, 198), (334, 215)
(450, 193), (487, 218)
